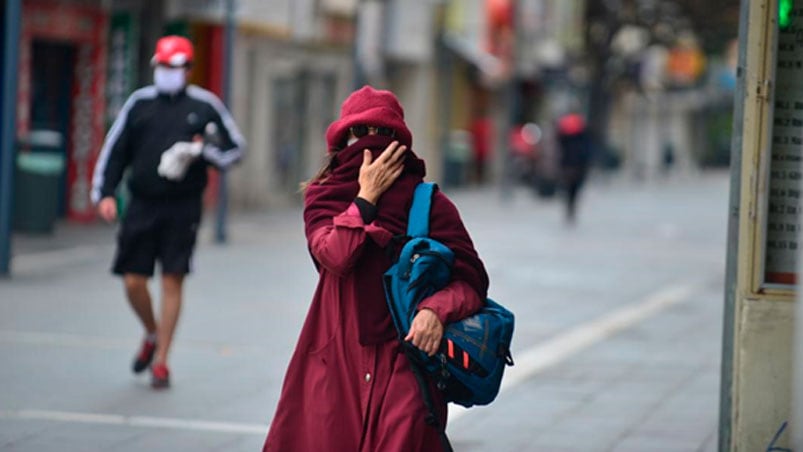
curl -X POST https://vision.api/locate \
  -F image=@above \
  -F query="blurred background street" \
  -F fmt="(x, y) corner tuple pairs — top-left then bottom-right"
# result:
(1, 172), (727, 451)
(0, 0), (753, 450)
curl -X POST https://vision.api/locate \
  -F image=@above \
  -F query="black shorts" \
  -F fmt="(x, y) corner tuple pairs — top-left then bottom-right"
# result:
(112, 196), (202, 277)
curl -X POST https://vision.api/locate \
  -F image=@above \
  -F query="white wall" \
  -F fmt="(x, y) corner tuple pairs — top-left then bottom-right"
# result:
(228, 33), (352, 209)
(388, 64), (439, 181)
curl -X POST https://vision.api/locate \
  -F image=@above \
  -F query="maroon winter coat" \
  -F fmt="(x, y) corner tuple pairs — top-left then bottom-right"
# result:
(263, 135), (488, 451)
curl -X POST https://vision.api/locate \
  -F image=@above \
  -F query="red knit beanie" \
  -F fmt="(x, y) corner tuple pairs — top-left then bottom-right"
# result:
(325, 85), (413, 152)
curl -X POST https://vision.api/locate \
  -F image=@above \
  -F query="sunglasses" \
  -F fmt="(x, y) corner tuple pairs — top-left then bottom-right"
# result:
(349, 125), (396, 138)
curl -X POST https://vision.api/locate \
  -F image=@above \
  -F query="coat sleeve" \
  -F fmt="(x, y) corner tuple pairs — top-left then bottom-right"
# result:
(307, 202), (393, 277)
(193, 87), (246, 169)
(418, 280), (484, 325)
(91, 96), (135, 205)
(417, 191), (489, 325)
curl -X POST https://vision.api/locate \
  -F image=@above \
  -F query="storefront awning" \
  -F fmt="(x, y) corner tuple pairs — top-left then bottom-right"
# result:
(442, 31), (503, 80)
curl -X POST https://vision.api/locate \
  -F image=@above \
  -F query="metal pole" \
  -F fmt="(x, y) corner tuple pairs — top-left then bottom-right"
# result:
(794, 5), (803, 445)
(719, 0), (750, 449)
(215, 0), (235, 244)
(795, 222), (803, 445)
(499, 79), (516, 200)
(436, 7), (453, 188)
(500, 0), (520, 201)
(0, 0), (22, 276)
(352, 0), (367, 89)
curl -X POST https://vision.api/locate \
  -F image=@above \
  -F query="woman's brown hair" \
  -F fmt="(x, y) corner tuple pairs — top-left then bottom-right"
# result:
(299, 150), (338, 192)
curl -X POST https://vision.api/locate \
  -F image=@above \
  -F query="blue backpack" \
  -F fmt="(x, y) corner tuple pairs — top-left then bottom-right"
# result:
(384, 182), (515, 408)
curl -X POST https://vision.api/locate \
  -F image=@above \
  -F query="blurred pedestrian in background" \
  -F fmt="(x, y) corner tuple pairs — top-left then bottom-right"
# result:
(556, 111), (592, 224)
(469, 115), (493, 184)
(90, 35), (245, 389)
(264, 86), (488, 451)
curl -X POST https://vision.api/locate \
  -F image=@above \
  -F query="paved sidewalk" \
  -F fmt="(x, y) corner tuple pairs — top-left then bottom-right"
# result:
(1, 172), (728, 452)
(448, 279), (722, 452)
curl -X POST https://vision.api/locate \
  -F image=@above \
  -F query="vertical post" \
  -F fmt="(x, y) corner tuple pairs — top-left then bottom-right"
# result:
(352, 0), (366, 90)
(215, 0), (235, 244)
(719, 0), (750, 449)
(435, 2), (451, 187)
(794, 0), (803, 440)
(499, 0), (519, 200)
(499, 79), (516, 199)
(796, 229), (803, 447)
(0, 0), (22, 276)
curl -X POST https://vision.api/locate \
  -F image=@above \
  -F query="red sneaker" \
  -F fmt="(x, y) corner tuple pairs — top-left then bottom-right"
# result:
(151, 363), (170, 389)
(132, 339), (156, 374)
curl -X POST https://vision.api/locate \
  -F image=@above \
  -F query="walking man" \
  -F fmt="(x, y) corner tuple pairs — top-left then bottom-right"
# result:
(556, 112), (592, 224)
(91, 35), (245, 388)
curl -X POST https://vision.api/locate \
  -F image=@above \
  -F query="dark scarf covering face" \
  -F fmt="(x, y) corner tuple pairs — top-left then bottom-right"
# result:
(304, 134), (425, 240)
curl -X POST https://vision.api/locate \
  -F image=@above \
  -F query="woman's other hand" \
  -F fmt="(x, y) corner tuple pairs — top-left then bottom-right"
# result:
(405, 308), (444, 356)
(357, 141), (406, 204)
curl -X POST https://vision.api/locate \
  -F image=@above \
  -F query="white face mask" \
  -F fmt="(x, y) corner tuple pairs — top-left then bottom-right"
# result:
(153, 66), (186, 94)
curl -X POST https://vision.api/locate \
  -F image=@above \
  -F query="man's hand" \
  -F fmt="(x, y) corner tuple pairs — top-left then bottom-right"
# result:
(97, 197), (117, 223)
(357, 141), (407, 204)
(405, 308), (444, 357)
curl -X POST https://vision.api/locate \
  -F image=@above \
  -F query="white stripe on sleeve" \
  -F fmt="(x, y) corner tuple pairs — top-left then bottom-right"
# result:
(186, 85), (246, 168)
(91, 86), (158, 204)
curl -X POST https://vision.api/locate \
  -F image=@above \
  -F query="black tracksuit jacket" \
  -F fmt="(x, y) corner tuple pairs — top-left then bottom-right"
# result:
(91, 85), (245, 203)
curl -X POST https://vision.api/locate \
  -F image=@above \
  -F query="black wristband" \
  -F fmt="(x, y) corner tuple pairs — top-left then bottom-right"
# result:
(354, 197), (378, 223)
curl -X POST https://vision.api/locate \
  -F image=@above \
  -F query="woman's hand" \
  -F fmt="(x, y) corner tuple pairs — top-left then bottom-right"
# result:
(405, 308), (444, 357)
(357, 141), (407, 204)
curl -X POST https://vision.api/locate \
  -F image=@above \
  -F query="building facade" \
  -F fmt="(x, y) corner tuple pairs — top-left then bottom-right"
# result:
(8, 0), (591, 219)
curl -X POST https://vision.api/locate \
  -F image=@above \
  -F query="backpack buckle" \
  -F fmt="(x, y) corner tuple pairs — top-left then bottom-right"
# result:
(503, 349), (514, 366)
(438, 354), (451, 380)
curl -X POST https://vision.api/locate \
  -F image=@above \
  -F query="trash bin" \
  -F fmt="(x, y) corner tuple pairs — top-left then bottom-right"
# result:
(444, 130), (471, 187)
(14, 152), (65, 233)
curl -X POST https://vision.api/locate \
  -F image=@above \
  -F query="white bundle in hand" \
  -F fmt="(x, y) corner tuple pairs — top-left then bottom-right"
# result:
(158, 141), (203, 181)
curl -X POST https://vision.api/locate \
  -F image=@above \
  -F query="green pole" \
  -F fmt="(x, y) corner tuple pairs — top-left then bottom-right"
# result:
(0, 0), (22, 276)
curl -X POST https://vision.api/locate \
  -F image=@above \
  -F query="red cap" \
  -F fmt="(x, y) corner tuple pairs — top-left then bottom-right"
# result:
(325, 86), (413, 152)
(151, 35), (194, 67)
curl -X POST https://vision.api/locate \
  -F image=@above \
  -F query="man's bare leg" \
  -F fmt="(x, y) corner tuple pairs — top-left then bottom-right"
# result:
(155, 273), (184, 366)
(124, 274), (158, 374)
(123, 274), (157, 334)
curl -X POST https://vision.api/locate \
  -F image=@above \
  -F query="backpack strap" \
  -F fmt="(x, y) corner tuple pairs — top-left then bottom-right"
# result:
(403, 182), (454, 452)
(407, 182), (436, 238)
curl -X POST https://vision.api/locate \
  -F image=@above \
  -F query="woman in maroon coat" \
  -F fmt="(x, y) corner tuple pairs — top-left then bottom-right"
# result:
(264, 86), (489, 452)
